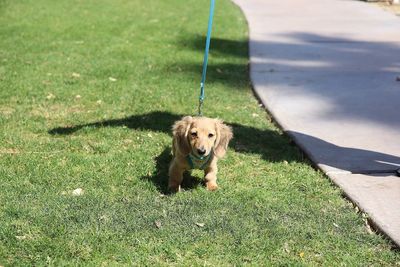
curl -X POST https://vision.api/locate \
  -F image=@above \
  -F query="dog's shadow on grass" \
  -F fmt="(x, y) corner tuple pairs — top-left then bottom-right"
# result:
(48, 110), (296, 163)
(141, 147), (203, 194)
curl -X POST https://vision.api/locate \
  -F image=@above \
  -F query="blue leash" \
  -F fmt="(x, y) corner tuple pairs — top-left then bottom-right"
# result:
(198, 0), (216, 116)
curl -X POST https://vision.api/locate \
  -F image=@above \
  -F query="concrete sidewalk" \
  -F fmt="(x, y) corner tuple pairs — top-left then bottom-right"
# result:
(232, 0), (400, 246)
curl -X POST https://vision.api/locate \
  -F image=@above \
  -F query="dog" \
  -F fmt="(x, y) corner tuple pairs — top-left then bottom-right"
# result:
(168, 116), (233, 192)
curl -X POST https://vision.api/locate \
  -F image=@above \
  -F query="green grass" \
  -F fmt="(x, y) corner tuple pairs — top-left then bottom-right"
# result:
(0, 0), (399, 265)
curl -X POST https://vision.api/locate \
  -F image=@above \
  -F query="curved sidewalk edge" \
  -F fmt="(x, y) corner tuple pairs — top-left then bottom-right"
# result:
(232, 0), (400, 247)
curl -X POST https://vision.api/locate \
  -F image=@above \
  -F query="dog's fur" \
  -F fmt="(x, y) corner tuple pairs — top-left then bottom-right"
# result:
(168, 116), (233, 192)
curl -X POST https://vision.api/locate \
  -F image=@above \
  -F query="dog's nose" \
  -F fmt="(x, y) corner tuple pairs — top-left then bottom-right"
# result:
(197, 148), (206, 155)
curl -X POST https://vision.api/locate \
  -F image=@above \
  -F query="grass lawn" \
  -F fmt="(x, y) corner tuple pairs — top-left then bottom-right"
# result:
(1, 0), (399, 265)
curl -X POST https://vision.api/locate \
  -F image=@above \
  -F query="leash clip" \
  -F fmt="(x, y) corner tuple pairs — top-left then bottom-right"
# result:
(198, 97), (204, 116)
(198, 82), (205, 116)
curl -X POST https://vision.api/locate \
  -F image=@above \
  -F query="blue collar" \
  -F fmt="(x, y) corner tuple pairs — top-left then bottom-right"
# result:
(186, 150), (213, 170)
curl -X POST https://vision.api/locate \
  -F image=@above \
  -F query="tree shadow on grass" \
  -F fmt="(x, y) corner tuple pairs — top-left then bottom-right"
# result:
(49, 111), (297, 163)
(172, 62), (250, 90)
(169, 35), (249, 89)
(49, 111), (298, 192)
(178, 35), (248, 59)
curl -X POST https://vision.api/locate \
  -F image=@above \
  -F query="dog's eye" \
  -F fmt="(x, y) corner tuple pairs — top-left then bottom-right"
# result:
(208, 133), (214, 138)
(191, 132), (197, 137)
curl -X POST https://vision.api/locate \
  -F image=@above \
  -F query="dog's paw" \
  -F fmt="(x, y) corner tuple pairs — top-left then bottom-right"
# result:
(206, 182), (218, 191)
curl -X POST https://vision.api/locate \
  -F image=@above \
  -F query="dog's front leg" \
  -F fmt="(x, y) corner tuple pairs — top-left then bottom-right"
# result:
(204, 161), (218, 191)
(168, 160), (184, 192)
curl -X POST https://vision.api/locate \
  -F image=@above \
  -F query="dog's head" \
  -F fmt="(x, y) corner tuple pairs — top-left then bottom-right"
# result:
(172, 116), (233, 158)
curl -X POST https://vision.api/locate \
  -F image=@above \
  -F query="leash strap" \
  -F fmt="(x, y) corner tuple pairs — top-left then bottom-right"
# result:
(198, 0), (216, 116)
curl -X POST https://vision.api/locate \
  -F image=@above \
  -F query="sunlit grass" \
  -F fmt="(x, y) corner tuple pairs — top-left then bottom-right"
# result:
(0, 0), (399, 265)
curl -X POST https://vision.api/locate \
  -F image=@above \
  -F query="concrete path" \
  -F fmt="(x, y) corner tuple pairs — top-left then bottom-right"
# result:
(232, 0), (400, 246)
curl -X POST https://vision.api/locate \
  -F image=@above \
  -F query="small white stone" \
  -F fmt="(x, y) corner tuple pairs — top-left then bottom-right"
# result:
(195, 222), (205, 227)
(72, 188), (84, 196)
(46, 93), (55, 100)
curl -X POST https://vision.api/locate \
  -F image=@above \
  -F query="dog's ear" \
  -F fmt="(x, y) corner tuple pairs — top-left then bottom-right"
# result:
(172, 116), (193, 156)
(214, 119), (233, 158)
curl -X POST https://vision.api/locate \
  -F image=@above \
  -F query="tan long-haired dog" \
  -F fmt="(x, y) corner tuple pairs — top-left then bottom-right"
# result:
(168, 116), (233, 192)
